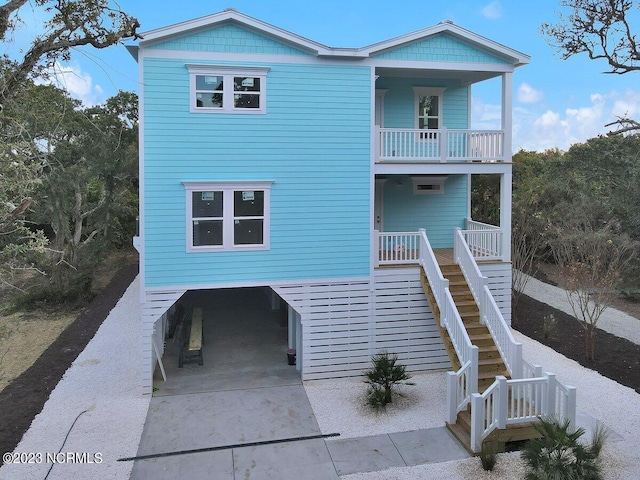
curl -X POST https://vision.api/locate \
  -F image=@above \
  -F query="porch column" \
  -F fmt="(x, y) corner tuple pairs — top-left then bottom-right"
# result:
(500, 171), (512, 262)
(501, 72), (513, 162)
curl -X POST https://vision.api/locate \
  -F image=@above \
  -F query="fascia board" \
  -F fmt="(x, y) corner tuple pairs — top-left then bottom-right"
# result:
(136, 9), (330, 56)
(361, 22), (530, 67)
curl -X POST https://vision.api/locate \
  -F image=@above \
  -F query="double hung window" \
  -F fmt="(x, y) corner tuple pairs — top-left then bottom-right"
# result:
(188, 65), (269, 113)
(184, 182), (272, 252)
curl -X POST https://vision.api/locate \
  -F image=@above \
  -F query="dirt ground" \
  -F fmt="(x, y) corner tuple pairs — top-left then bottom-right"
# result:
(0, 259), (638, 463)
(0, 253), (139, 462)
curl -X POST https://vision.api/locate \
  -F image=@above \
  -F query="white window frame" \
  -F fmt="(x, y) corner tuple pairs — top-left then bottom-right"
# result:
(183, 181), (272, 252)
(187, 64), (270, 114)
(413, 87), (445, 139)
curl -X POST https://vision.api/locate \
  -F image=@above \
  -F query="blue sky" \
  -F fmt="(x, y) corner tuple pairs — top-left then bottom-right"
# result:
(7, 0), (640, 152)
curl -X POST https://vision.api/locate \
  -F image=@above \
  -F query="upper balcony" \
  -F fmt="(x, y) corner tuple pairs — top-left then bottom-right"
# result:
(375, 127), (505, 164)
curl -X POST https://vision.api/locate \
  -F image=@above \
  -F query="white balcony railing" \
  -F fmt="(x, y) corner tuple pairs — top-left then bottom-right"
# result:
(377, 127), (505, 163)
(374, 231), (421, 266)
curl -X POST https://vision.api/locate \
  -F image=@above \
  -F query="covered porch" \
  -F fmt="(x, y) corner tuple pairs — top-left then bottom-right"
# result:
(374, 219), (506, 268)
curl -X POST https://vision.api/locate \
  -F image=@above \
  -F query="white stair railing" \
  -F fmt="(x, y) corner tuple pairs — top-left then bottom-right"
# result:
(419, 228), (479, 418)
(471, 374), (577, 452)
(454, 228), (523, 379)
(463, 218), (503, 261)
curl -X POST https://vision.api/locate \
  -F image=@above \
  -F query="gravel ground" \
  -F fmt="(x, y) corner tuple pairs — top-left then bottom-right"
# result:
(305, 329), (640, 479)
(0, 277), (149, 480)
(2, 273), (639, 479)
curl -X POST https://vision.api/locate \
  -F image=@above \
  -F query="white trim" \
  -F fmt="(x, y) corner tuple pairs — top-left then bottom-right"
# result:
(137, 9), (330, 55)
(138, 54), (146, 301)
(138, 47), (519, 75)
(360, 21), (530, 65)
(374, 162), (511, 175)
(413, 87), (446, 131)
(186, 65), (269, 114)
(132, 10), (530, 66)
(142, 275), (372, 293)
(183, 181), (273, 252)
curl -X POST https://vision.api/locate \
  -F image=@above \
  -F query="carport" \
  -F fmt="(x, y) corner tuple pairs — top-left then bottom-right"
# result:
(153, 287), (300, 396)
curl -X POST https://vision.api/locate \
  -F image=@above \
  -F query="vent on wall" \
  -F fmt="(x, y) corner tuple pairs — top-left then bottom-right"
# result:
(411, 176), (447, 195)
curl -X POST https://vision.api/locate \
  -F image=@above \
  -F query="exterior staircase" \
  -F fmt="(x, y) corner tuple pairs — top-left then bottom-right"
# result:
(421, 263), (541, 454)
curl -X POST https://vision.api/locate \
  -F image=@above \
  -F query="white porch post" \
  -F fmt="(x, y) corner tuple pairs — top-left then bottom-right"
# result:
(501, 72), (513, 162)
(500, 171), (512, 262)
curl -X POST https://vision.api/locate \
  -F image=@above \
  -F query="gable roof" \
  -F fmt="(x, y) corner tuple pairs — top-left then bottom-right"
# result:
(128, 9), (529, 67)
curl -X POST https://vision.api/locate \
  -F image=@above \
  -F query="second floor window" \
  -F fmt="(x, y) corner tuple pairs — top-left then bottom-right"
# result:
(413, 87), (445, 139)
(188, 65), (269, 114)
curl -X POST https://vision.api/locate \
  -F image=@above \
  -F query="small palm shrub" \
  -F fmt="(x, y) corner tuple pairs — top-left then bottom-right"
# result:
(364, 352), (414, 411)
(479, 441), (498, 471)
(521, 416), (604, 480)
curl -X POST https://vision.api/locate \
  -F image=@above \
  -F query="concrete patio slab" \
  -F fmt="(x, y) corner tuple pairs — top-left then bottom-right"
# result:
(325, 434), (406, 476)
(135, 385), (321, 456)
(130, 450), (234, 480)
(233, 439), (338, 479)
(389, 427), (470, 465)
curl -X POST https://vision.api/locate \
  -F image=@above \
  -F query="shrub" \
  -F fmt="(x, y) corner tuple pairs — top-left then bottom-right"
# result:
(521, 416), (604, 480)
(364, 352), (414, 411)
(479, 441), (498, 471)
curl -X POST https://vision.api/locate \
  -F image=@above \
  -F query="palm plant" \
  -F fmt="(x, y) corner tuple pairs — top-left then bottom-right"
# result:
(364, 352), (414, 410)
(521, 416), (603, 480)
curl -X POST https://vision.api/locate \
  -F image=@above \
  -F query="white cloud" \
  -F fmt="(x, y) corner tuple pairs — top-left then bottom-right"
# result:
(481, 2), (503, 20)
(35, 62), (106, 106)
(517, 83), (544, 104)
(471, 97), (501, 130)
(512, 92), (622, 151)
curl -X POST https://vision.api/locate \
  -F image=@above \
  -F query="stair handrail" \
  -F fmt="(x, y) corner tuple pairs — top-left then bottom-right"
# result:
(419, 228), (479, 397)
(454, 228), (523, 379)
(470, 373), (577, 453)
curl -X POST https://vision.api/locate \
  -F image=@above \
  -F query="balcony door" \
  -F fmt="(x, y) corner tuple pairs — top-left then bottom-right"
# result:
(374, 178), (386, 232)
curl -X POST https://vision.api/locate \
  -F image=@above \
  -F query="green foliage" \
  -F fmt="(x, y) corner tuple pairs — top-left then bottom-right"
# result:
(521, 416), (603, 480)
(479, 441), (498, 471)
(364, 352), (414, 411)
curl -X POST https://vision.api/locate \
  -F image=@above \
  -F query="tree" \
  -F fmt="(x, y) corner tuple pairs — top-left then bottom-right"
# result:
(548, 199), (636, 361)
(29, 87), (138, 298)
(0, 1), (139, 300)
(0, 0), (140, 105)
(541, 0), (640, 133)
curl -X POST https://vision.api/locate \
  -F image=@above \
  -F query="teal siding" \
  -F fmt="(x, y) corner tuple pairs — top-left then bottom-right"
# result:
(373, 34), (509, 64)
(148, 24), (310, 55)
(142, 57), (371, 287)
(382, 175), (467, 248)
(377, 77), (468, 129)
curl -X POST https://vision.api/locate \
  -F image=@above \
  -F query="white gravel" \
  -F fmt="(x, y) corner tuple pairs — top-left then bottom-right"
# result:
(2, 273), (639, 480)
(0, 277), (149, 480)
(305, 329), (640, 479)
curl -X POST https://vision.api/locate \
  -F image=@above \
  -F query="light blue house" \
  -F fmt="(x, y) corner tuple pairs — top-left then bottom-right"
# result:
(129, 10), (577, 452)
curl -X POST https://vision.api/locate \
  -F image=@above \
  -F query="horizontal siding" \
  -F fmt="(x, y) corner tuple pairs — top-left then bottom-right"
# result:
(377, 77), (468, 129)
(142, 58), (371, 287)
(274, 268), (450, 380)
(382, 174), (467, 248)
(372, 34), (510, 64)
